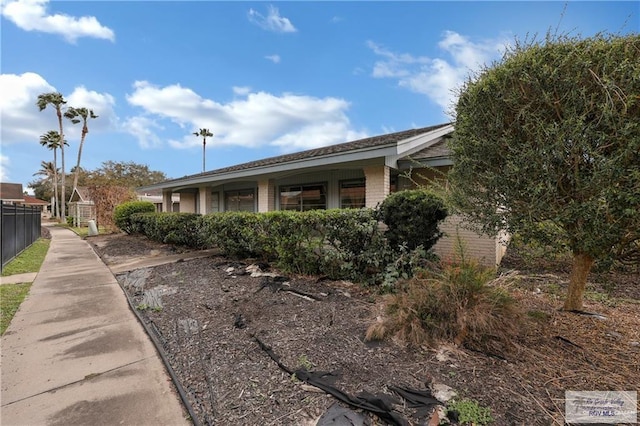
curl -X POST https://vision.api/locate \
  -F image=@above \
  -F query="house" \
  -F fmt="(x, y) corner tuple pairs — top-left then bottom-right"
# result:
(0, 182), (50, 214)
(138, 123), (507, 266)
(0, 183), (25, 205)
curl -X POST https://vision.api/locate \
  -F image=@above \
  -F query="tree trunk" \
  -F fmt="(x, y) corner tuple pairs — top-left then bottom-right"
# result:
(53, 148), (59, 219)
(73, 129), (87, 192)
(563, 252), (595, 311)
(57, 109), (66, 221)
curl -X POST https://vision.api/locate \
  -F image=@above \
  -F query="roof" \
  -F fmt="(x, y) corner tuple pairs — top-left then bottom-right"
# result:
(23, 195), (49, 205)
(69, 187), (92, 203)
(408, 138), (450, 160)
(0, 183), (24, 201)
(140, 123), (453, 192)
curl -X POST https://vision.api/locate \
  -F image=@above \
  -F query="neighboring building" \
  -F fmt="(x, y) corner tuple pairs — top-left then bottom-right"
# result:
(0, 183), (25, 205)
(137, 191), (180, 212)
(0, 182), (50, 214)
(68, 187), (96, 226)
(139, 123), (507, 266)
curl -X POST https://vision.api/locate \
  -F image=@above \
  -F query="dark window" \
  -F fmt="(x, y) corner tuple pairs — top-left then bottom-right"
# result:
(225, 189), (255, 212)
(340, 179), (366, 209)
(280, 183), (326, 211)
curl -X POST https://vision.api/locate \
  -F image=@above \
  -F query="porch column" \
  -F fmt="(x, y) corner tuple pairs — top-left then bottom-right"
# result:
(198, 186), (210, 215)
(162, 190), (173, 213)
(363, 165), (390, 208)
(257, 179), (276, 212)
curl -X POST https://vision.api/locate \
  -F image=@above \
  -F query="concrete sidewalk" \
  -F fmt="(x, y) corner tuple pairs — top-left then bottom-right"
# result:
(0, 272), (38, 285)
(1, 226), (189, 425)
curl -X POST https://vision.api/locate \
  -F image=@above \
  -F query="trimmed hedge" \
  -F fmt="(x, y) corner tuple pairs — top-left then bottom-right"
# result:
(114, 201), (156, 234)
(130, 212), (206, 247)
(127, 191), (448, 287)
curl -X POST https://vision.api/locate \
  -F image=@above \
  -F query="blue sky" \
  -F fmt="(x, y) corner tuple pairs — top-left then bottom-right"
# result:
(1, 1), (638, 192)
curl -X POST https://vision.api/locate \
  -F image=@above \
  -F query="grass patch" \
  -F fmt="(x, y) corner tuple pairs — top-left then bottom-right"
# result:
(1, 239), (50, 276)
(0, 283), (32, 334)
(57, 224), (110, 238)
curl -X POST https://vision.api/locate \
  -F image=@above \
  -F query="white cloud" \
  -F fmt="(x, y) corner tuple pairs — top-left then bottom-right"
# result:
(1, 0), (115, 43)
(265, 54), (281, 64)
(0, 72), (57, 144)
(65, 86), (117, 137)
(121, 116), (164, 149)
(248, 5), (297, 33)
(0, 72), (117, 145)
(0, 155), (10, 181)
(126, 81), (366, 152)
(368, 31), (507, 115)
(233, 86), (252, 96)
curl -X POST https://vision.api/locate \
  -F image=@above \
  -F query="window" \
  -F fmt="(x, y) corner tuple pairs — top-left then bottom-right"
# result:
(280, 183), (326, 211)
(340, 179), (365, 209)
(225, 189), (255, 212)
(210, 192), (220, 213)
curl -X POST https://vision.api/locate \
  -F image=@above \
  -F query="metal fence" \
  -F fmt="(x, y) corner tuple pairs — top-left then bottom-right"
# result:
(1, 204), (42, 272)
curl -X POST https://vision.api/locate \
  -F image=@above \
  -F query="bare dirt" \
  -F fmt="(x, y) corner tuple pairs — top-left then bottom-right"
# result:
(88, 233), (640, 426)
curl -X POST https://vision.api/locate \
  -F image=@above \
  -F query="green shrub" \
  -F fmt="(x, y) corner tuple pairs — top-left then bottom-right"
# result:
(200, 209), (390, 280)
(114, 201), (156, 234)
(129, 212), (205, 248)
(378, 189), (448, 251)
(447, 398), (494, 425)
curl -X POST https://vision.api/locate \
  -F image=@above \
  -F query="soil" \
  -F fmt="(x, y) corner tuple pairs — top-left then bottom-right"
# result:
(88, 233), (640, 426)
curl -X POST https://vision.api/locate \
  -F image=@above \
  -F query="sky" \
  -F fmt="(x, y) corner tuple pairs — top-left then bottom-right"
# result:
(1, 1), (638, 193)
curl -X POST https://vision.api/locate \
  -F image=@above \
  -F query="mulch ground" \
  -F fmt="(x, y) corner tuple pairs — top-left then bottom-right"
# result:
(88, 234), (640, 425)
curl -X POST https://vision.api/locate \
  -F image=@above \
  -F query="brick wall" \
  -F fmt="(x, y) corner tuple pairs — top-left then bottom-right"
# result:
(363, 165), (390, 208)
(433, 215), (507, 267)
(257, 179), (275, 212)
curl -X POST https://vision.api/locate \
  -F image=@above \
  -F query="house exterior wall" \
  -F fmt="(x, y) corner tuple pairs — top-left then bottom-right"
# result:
(180, 193), (197, 213)
(363, 165), (390, 208)
(433, 215), (507, 267)
(398, 166), (451, 191)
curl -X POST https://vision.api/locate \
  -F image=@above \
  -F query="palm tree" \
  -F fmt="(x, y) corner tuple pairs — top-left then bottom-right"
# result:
(64, 107), (98, 192)
(193, 128), (213, 172)
(39, 130), (66, 219)
(33, 161), (59, 199)
(37, 92), (68, 220)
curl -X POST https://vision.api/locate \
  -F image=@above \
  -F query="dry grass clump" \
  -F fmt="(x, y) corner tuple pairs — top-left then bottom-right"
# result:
(366, 259), (522, 351)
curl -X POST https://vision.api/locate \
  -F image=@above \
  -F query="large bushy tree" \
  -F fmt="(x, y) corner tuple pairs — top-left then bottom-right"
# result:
(449, 33), (639, 310)
(87, 160), (167, 187)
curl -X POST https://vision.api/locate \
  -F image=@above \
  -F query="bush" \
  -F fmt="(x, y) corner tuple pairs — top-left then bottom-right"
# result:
(200, 209), (389, 280)
(114, 201), (156, 234)
(130, 212), (205, 247)
(366, 258), (520, 350)
(378, 189), (448, 251)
